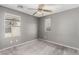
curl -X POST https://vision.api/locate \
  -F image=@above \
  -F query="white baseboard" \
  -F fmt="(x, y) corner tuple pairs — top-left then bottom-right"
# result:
(40, 39), (79, 51)
(0, 39), (37, 52)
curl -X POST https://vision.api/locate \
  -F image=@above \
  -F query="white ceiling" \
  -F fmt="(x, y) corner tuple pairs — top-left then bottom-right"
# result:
(1, 4), (79, 17)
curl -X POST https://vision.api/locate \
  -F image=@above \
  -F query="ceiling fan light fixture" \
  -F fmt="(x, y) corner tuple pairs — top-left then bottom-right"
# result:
(17, 5), (24, 9)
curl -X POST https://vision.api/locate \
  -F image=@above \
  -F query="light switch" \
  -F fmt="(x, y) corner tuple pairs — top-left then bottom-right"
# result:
(10, 40), (13, 44)
(15, 40), (18, 42)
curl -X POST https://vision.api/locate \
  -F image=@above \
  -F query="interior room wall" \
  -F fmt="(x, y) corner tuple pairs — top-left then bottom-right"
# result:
(0, 6), (38, 49)
(39, 7), (79, 49)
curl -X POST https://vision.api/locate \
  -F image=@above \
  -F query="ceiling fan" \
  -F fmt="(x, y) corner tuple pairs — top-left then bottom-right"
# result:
(28, 4), (52, 16)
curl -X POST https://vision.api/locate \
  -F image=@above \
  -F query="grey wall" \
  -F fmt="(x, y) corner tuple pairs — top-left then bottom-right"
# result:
(39, 7), (79, 49)
(0, 6), (38, 49)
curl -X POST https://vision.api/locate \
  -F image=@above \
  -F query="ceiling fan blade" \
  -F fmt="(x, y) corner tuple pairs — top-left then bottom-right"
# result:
(28, 8), (38, 10)
(33, 11), (38, 15)
(43, 9), (52, 12)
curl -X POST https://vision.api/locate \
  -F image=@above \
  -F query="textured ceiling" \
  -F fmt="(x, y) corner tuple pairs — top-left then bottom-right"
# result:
(1, 4), (79, 17)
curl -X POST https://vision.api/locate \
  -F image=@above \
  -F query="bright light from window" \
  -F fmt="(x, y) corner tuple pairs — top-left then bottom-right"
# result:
(4, 13), (21, 38)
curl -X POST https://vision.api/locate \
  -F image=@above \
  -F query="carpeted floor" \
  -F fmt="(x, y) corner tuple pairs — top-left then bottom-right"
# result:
(0, 39), (79, 55)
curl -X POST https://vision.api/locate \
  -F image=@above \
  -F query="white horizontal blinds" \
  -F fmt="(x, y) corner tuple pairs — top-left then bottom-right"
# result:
(4, 13), (21, 38)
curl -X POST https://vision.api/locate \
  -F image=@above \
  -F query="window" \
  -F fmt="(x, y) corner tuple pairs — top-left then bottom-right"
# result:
(4, 13), (21, 38)
(45, 18), (51, 32)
